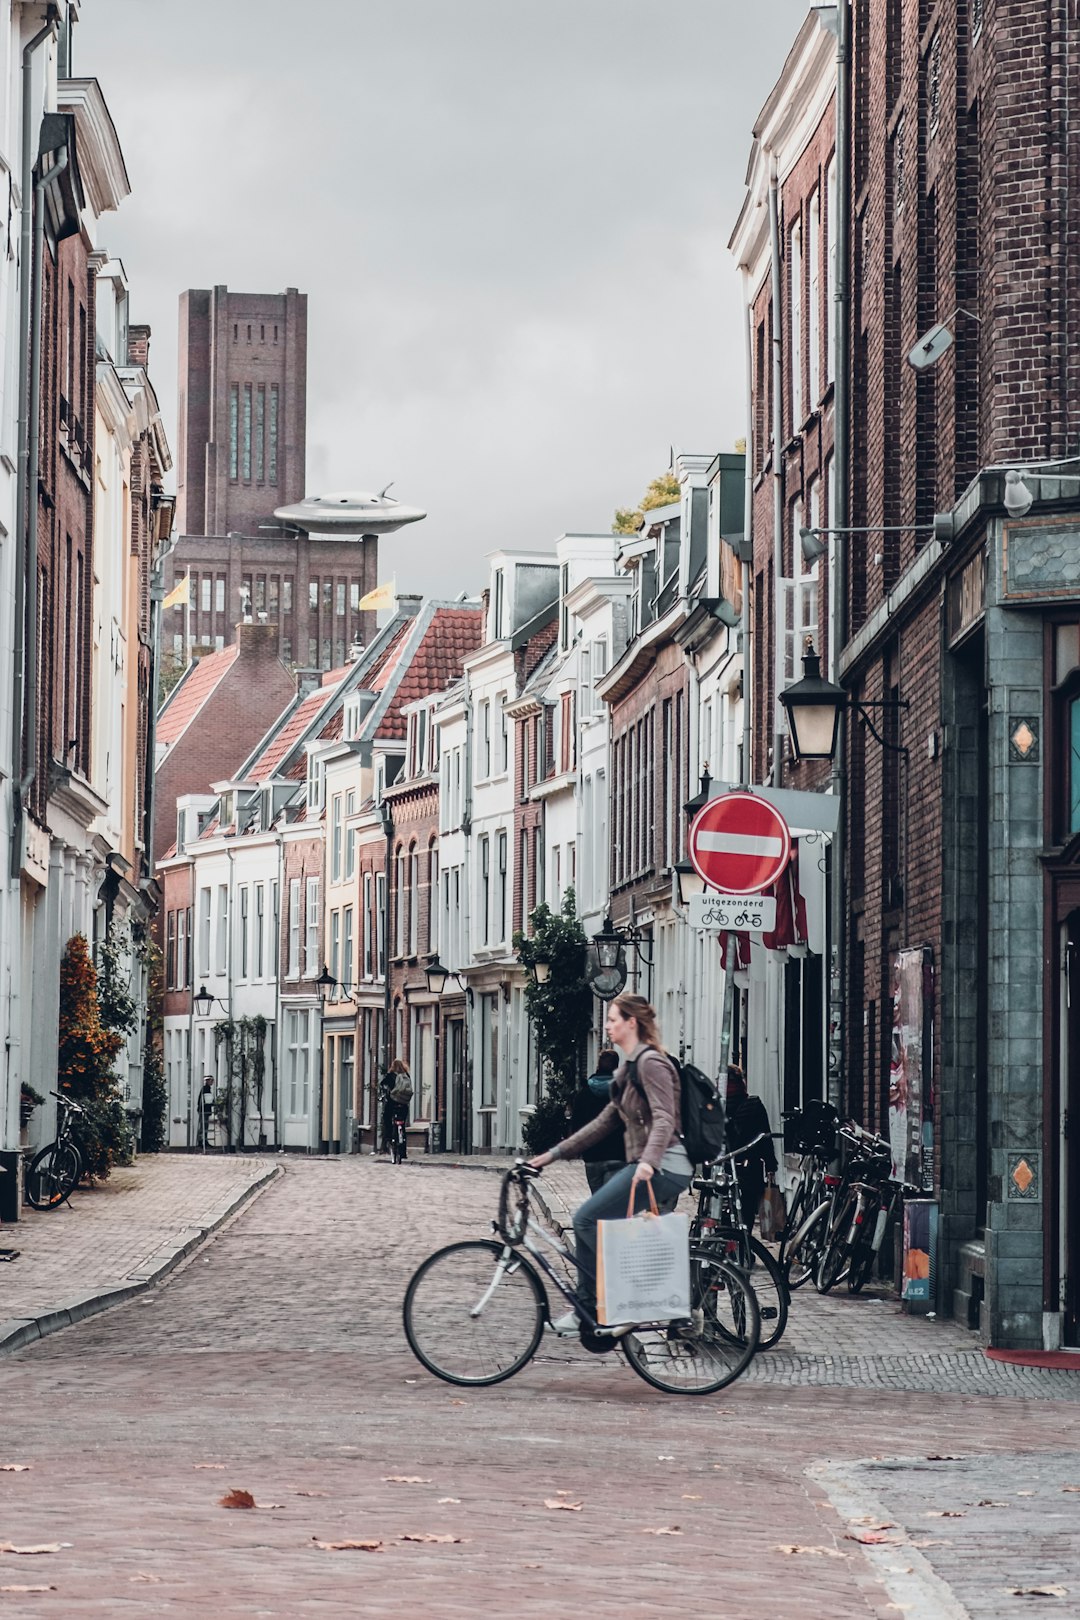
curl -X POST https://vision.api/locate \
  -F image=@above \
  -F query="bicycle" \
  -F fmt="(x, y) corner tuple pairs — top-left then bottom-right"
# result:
(783, 1121), (891, 1294)
(402, 1163), (761, 1396)
(815, 1136), (916, 1295)
(389, 1114), (408, 1164)
(25, 1091), (84, 1211)
(777, 1100), (840, 1290)
(688, 1132), (789, 1349)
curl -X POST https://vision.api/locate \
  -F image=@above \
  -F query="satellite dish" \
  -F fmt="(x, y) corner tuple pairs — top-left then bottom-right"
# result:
(907, 321), (955, 371)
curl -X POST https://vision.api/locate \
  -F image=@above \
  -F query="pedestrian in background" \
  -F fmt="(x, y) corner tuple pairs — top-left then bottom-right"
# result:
(725, 1065), (777, 1230)
(379, 1059), (413, 1157)
(568, 1049), (625, 1194)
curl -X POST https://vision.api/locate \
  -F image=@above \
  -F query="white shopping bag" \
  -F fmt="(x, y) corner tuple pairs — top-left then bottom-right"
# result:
(595, 1182), (691, 1327)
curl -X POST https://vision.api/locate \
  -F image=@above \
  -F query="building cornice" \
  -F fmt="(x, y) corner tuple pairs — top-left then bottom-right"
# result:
(58, 78), (130, 217)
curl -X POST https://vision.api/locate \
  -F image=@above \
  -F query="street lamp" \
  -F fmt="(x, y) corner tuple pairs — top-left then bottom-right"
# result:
(193, 984), (227, 1016)
(315, 964), (337, 1004)
(529, 957), (551, 986)
(674, 857), (707, 906)
(778, 641), (847, 762)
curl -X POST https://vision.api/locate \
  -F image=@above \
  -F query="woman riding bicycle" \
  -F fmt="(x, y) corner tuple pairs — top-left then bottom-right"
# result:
(528, 993), (692, 1347)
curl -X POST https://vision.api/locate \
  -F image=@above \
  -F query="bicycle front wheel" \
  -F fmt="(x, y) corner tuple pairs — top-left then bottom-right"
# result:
(403, 1240), (546, 1386)
(622, 1252), (760, 1396)
(816, 1201), (854, 1293)
(748, 1236), (789, 1349)
(784, 1200), (829, 1290)
(25, 1142), (80, 1210)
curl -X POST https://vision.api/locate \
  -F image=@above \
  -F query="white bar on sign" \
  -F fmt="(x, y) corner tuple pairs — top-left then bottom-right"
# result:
(696, 830), (784, 858)
(688, 893), (777, 932)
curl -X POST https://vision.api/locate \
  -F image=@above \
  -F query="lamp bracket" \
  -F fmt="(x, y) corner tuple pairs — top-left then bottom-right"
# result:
(854, 700), (909, 755)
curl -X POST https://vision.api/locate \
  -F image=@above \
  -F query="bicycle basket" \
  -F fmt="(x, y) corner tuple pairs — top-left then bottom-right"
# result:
(783, 1098), (839, 1156)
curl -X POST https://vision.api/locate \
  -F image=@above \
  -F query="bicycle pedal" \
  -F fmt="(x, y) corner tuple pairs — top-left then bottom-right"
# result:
(760, 1306), (778, 1320)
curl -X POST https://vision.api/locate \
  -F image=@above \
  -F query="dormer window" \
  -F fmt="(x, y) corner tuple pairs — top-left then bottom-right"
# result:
(306, 752), (325, 812)
(343, 695), (361, 738)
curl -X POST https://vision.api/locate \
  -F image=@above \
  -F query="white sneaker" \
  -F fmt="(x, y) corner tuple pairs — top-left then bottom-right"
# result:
(549, 1309), (580, 1336)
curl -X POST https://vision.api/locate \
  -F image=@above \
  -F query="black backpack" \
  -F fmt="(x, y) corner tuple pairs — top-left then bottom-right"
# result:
(626, 1054), (726, 1167)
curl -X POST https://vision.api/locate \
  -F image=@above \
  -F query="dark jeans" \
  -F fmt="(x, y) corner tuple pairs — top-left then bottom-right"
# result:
(571, 1161), (691, 1321)
(381, 1103), (409, 1155)
(584, 1161), (625, 1195)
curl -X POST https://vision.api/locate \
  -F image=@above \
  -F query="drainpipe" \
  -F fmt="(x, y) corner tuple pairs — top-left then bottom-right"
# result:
(828, 1), (852, 1112)
(768, 153), (786, 789)
(380, 796), (393, 1074)
(10, 13), (58, 877)
(741, 271), (754, 788)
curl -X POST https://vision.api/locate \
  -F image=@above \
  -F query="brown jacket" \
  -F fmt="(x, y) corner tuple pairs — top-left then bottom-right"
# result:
(552, 1045), (681, 1172)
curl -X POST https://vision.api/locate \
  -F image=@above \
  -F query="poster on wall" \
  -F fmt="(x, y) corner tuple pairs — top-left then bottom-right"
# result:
(888, 947), (935, 1192)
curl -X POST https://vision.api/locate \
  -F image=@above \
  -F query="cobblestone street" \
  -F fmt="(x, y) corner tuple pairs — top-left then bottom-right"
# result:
(1, 1156), (1078, 1618)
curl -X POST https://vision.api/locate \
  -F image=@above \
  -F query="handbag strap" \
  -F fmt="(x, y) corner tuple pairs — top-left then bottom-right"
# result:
(625, 1178), (660, 1219)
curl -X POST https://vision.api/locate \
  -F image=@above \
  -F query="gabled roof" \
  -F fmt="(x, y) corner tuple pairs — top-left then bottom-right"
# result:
(377, 607), (485, 740)
(157, 645), (240, 747)
(244, 677), (345, 780)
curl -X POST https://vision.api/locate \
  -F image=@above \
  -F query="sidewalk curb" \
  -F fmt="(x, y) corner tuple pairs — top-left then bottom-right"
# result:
(0, 1163), (282, 1358)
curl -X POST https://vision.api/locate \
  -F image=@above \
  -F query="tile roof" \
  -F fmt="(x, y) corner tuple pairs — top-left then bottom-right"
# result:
(378, 607), (484, 740)
(246, 677), (345, 780)
(156, 645), (240, 746)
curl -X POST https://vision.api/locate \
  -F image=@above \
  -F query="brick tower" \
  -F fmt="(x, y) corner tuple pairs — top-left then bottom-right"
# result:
(176, 285), (307, 537)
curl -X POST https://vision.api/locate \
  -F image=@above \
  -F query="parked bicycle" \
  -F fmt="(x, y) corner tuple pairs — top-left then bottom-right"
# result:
(783, 1120), (896, 1294)
(25, 1091), (84, 1211)
(777, 1099), (840, 1289)
(816, 1133), (918, 1295)
(688, 1132), (789, 1349)
(403, 1162), (761, 1396)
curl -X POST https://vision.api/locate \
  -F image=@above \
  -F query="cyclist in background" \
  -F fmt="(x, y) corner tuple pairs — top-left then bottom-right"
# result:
(379, 1059), (413, 1157)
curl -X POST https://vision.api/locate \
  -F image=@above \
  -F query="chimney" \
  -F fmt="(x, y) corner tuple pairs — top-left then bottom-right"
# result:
(396, 593), (423, 617)
(234, 620), (281, 662)
(128, 323), (151, 368)
(293, 668), (322, 699)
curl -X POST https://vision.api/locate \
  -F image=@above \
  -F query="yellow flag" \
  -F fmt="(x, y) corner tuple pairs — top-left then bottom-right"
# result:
(358, 577), (396, 611)
(162, 572), (190, 610)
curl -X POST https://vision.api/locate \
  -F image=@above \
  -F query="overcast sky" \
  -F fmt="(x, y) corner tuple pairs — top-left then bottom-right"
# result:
(78, 0), (811, 598)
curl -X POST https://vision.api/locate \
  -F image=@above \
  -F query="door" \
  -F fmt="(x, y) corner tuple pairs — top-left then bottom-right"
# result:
(1064, 913), (1080, 1344)
(447, 1018), (467, 1154)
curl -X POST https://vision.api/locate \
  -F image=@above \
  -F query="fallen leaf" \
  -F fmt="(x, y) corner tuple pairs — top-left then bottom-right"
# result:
(129, 1574), (163, 1584)
(437, 1498), (461, 1505)
(975, 1500), (1008, 1508)
(681, 1494), (703, 1501)
(924, 1454), (962, 1461)
(382, 1476), (432, 1485)
(450, 1399), (465, 1406)
(0, 1465), (30, 1473)
(924, 1510), (965, 1518)
(1061, 1486), (1080, 1493)
(850, 1518), (896, 1530)
(219, 1489), (256, 1510)
(775, 1545), (849, 1559)
(0, 1587), (55, 1594)
(1016, 1490), (1035, 1497)
(194, 1464), (226, 1471)
(404, 1378), (418, 1385)
(543, 1499), (583, 1511)
(521, 1563), (542, 1569)
(909, 1539), (948, 1548)
(313, 1538), (384, 1552)
(846, 1532), (902, 1545)
(399, 1533), (470, 1544)
(295, 1490), (328, 1498)
(640, 1526), (682, 1536)
(1007, 1587), (1068, 1599)
(656, 1455), (675, 1461)
(0, 1545), (67, 1556)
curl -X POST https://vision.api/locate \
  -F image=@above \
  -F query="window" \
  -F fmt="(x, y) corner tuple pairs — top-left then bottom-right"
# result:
(533, 825), (544, 904)
(479, 993), (499, 1107)
(479, 835), (490, 945)
(229, 384), (238, 479)
(199, 887), (212, 976)
(216, 884), (228, 975)
(201, 576), (211, 613)
(288, 877), (301, 978)
(215, 577), (225, 614)
(498, 696), (509, 774)
(283, 579), (293, 614)
(331, 794), (343, 881)
(286, 1008), (310, 1118)
(789, 215), (803, 429)
(242, 385), (252, 480)
(330, 909), (341, 984)
(927, 30), (941, 136)
(345, 792), (356, 878)
(496, 830), (507, 943)
(408, 844), (420, 956)
(254, 884), (265, 977)
(783, 493), (819, 683)
(255, 386), (265, 481)
(336, 581), (345, 617)
(268, 385), (279, 483)
(808, 185), (820, 406)
(826, 154), (837, 387)
(479, 699), (491, 778)
(181, 907), (191, 988)
(363, 873), (373, 977)
(427, 841), (438, 953)
(305, 876), (320, 977)
(343, 906), (354, 990)
(271, 881), (279, 974)
(166, 910), (177, 990)
(893, 112), (907, 213)
(395, 846), (406, 956)
(238, 885), (249, 978)
(521, 833), (530, 932)
(552, 845), (561, 902)
(375, 872), (386, 976)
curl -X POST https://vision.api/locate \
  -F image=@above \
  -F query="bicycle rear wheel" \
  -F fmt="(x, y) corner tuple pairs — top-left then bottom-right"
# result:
(25, 1142), (80, 1210)
(621, 1252), (760, 1395)
(783, 1200), (829, 1291)
(748, 1236), (789, 1349)
(847, 1239), (876, 1294)
(403, 1240), (546, 1386)
(816, 1201), (854, 1293)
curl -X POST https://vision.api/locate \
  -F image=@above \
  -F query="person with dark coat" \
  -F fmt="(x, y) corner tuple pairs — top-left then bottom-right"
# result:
(379, 1059), (413, 1157)
(725, 1066), (777, 1229)
(567, 1049), (625, 1194)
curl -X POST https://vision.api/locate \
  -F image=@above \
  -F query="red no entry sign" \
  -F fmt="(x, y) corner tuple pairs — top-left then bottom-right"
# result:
(688, 791), (792, 896)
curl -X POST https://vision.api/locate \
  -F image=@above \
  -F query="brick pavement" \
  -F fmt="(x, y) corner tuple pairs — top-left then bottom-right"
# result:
(0, 1156), (1077, 1619)
(0, 1152), (277, 1353)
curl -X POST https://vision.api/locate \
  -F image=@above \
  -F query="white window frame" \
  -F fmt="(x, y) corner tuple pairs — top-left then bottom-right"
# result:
(288, 877), (301, 979)
(789, 215), (803, 429)
(808, 185), (821, 407)
(305, 876), (320, 977)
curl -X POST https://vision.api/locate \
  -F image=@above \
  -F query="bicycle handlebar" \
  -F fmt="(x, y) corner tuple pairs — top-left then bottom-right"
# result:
(50, 1089), (84, 1114)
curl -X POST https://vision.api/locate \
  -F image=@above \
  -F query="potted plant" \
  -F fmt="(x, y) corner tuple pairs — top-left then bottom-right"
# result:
(19, 1083), (44, 1132)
